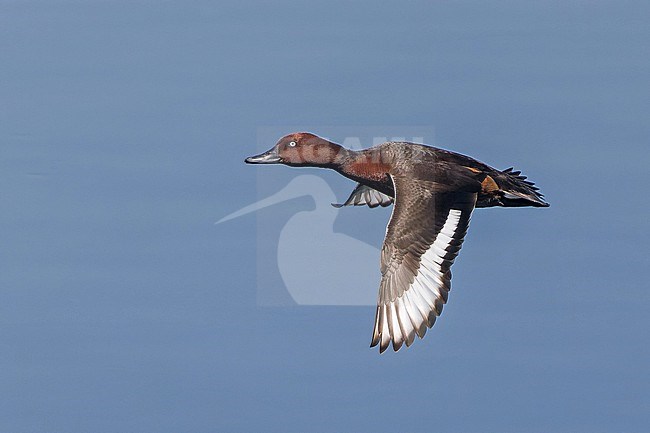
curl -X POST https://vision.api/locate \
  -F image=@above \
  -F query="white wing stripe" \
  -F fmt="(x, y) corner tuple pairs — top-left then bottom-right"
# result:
(398, 209), (461, 313)
(405, 289), (428, 322)
(410, 278), (435, 311)
(404, 290), (428, 337)
(434, 209), (462, 251)
(420, 263), (445, 290)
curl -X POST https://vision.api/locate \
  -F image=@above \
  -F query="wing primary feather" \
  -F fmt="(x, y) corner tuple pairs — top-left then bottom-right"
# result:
(427, 309), (438, 328)
(389, 303), (404, 352)
(380, 305), (391, 353)
(406, 287), (431, 338)
(386, 302), (396, 349)
(396, 297), (416, 347)
(370, 306), (381, 347)
(401, 292), (422, 344)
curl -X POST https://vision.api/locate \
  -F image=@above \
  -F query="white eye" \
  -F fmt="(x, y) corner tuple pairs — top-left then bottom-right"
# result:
(289, 141), (297, 147)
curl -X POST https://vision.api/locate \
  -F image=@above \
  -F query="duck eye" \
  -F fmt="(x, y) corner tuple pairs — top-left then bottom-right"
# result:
(289, 141), (297, 147)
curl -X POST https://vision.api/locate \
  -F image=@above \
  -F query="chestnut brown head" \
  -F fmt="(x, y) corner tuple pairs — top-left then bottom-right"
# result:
(245, 133), (345, 167)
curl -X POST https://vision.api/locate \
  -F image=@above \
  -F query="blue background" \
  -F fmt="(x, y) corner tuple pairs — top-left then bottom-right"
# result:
(1, 1), (648, 432)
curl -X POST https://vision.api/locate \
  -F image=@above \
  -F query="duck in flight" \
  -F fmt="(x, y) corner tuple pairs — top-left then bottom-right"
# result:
(246, 132), (549, 353)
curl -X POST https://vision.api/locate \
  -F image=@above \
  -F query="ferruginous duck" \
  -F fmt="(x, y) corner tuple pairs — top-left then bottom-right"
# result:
(246, 132), (549, 353)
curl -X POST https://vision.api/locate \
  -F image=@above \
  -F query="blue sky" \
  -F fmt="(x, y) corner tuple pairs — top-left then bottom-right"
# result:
(1, 1), (648, 432)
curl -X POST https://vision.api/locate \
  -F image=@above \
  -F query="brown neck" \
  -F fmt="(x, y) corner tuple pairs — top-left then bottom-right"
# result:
(329, 144), (355, 167)
(336, 149), (392, 184)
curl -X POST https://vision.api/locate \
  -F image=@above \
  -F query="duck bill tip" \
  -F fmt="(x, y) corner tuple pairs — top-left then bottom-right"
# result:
(245, 150), (281, 164)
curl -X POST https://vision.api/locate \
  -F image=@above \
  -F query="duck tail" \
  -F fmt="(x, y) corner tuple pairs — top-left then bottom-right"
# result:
(497, 167), (549, 208)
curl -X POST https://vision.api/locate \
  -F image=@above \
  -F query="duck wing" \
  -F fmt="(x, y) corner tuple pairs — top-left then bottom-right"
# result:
(370, 175), (477, 353)
(332, 183), (394, 208)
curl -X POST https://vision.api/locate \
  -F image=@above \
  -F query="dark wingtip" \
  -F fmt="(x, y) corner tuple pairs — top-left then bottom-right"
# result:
(427, 311), (437, 328)
(416, 323), (428, 339)
(331, 203), (344, 208)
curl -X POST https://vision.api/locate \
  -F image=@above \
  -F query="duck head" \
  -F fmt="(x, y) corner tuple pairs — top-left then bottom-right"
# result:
(245, 133), (347, 167)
